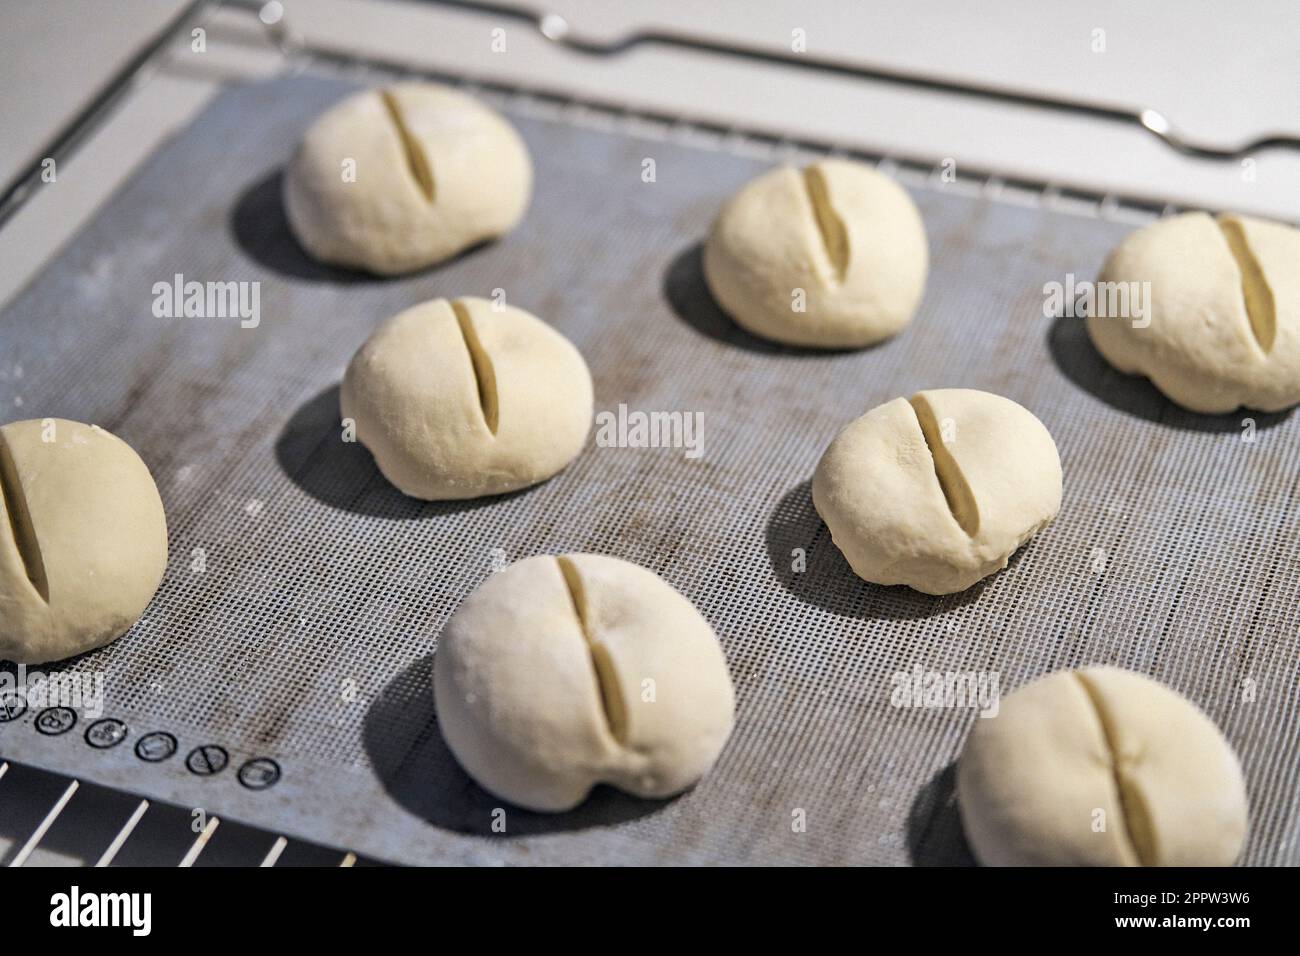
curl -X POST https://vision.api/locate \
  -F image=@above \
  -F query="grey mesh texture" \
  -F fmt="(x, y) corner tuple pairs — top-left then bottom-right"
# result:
(0, 75), (1296, 866)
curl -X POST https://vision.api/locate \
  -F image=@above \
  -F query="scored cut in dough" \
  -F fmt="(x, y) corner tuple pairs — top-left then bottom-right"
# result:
(0, 419), (168, 665)
(433, 553), (736, 812)
(703, 158), (928, 348)
(956, 666), (1249, 866)
(812, 388), (1061, 595)
(341, 297), (593, 500)
(284, 82), (533, 275)
(1087, 211), (1300, 413)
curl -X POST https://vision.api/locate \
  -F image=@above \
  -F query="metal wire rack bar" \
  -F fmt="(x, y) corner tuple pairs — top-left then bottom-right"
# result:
(6, 0), (1291, 233)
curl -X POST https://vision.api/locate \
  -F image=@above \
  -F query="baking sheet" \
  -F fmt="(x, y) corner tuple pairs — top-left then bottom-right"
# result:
(1, 74), (1296, 865)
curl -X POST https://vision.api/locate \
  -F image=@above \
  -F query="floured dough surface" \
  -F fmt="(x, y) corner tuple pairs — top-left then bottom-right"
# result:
(0, 419), (168, 664)
(957, 666), (1249, 866)
(433, 553), (736, 812)
(703, 158), (928, 348)
(812, 388), (1061, 595)
(1087, 211), (1300, 413)
(341, 297), (593, 500)
(284, 82), (533, 275)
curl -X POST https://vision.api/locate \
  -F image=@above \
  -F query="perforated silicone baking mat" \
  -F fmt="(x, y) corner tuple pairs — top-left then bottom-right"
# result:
(1, 74), (1297, 866)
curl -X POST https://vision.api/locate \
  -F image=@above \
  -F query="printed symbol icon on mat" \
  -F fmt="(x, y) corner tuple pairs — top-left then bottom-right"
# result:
(135, 731), (178, 762)
(238, 757), (281, 790)
(0, 691), (27, 722)
(186, 744), (229, 776)
(35, 706), (77, 736)
(85, 718), (129, 749)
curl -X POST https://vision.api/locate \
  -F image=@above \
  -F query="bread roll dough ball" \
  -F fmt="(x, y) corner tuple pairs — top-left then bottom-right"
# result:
(433, 553), (736, 812)
(0, 419), (168, 664)
(957, 667), (1248, 866)
(703, 158), (928, 348)
(812, 388), (1061, 595)
(1087, 212), (1300, 413)
(284, 83), (532, 275)
(341, 297), (592, 500)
